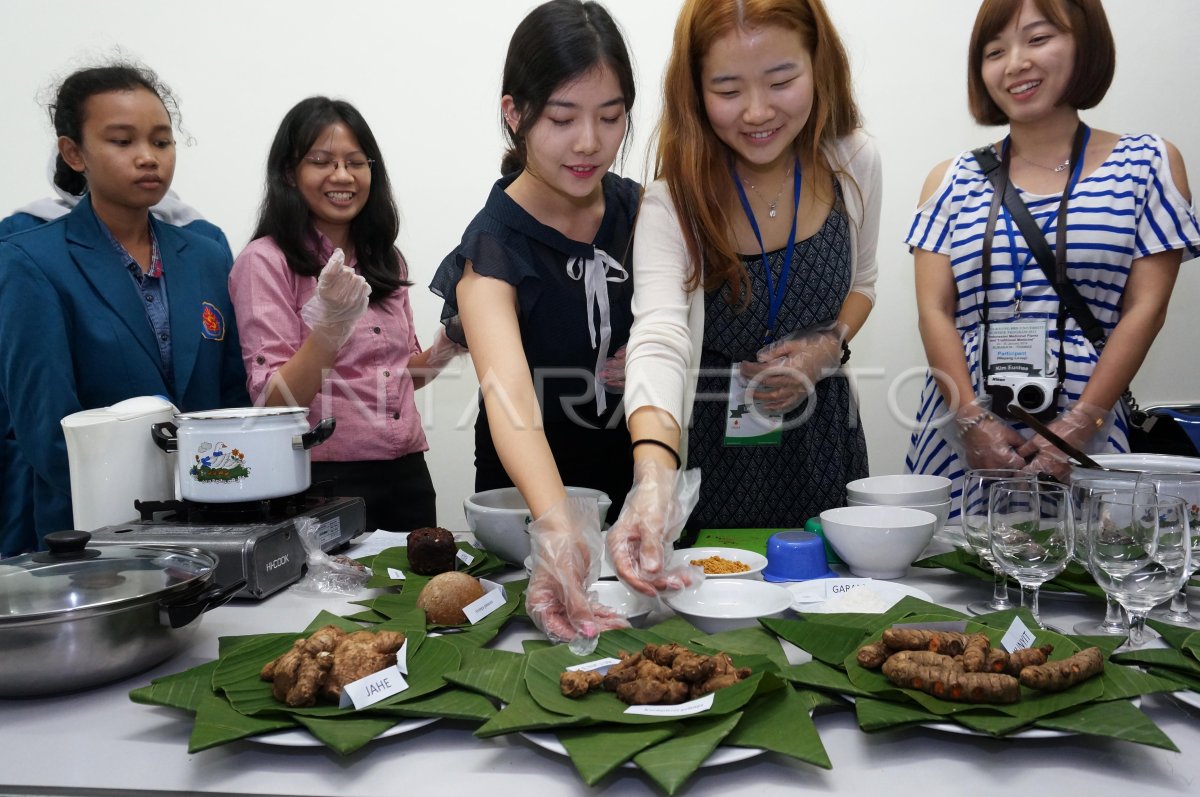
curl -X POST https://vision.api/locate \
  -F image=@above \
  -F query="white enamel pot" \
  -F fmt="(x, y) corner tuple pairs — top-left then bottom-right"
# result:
(151, 408), (335, 502)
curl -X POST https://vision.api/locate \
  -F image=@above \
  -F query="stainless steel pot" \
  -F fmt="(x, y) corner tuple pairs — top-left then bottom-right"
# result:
(0, 530), (243, 698)
(151, 407), (335, 502)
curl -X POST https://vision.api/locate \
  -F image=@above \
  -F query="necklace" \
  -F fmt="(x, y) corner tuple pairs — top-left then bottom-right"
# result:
(740, 164), (794, 218)
(1014, 149), (1071, 173)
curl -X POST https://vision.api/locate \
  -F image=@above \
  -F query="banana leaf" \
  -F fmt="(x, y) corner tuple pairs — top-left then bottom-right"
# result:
(1147, 666), (1200, 691)
(291, 713), (401, 755)
(914, 550), (1105, 598)
(370, 688), (497, 722)
(363, 542), (507, 589)
(353, 577), (526, 633)
(129, 660), (220, 712)
(444, 649), (528, 703)
(633, 712), (743, 796)
(855, 696), (943, 730)
(782, 659), (874, 698)
(693, 626), (793, 671)
(722, 687), (831, 769)
(1146, 618), (1200, 657)
(1112, 645), (1200, 676)
(189, 692), (296, 752)
(557, 724), (678, 784)
(1034, 699), (1179, 750)
(474, 689), (590, 738)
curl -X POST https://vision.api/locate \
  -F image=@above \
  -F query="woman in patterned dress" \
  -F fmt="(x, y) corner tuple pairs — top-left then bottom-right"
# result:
(907, 0), (1200, 486)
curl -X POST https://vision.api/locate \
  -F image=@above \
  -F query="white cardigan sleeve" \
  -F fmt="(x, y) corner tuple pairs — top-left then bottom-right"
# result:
(830, 129), (882, 306)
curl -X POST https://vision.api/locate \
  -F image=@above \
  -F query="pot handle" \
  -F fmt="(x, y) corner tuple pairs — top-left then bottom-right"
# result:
(294, 417), (336, 450)
(151, 421), (178, 454)
(161, 578), (246, 629)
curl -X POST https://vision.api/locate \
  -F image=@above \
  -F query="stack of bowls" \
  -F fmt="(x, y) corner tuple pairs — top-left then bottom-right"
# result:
(845, 474), (952, 535)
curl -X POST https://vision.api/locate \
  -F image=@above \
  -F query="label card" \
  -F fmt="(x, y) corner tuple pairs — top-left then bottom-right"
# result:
(624, 693), (714, 717)
(317, 517), (343, 547)
(1001, 616), (1037, 653)
(338, 664), (408, 710)
(463, 579), (507, 624)
(456, 549), (476, 566)
(387, 567), (406, 580)
(565, 657), (621, 675)
(396, 638), (409, 675)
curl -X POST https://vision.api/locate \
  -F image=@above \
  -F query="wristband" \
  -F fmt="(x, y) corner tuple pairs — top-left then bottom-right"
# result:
(631, 439), (682, 469)
(840, 340), (851, 365)
(956, 410), (993, 432)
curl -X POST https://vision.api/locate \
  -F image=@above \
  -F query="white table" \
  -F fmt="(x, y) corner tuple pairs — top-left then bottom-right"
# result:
(2, 533), (1198, 797)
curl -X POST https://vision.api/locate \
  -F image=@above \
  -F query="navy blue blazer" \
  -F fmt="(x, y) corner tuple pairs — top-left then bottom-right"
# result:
(0, 196), (249, 554)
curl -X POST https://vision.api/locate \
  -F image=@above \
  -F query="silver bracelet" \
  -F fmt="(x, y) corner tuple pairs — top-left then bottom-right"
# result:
(956, 411), (993, 432)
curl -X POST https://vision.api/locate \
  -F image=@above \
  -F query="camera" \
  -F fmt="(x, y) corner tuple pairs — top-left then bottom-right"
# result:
(985, 372), (1060, 423)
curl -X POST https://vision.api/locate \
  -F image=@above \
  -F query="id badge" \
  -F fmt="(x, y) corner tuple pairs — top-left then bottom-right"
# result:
(984, 318), (1050, 383)
(724, 366), (782, 447)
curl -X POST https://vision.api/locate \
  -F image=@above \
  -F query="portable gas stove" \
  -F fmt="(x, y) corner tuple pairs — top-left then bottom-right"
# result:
(87, 494), (366, 599)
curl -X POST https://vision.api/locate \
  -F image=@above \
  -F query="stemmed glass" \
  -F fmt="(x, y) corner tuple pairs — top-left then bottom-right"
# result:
(1068, 477), (1145, 636)
(988, 479), (1072, 628)
(960, 469), (1033, 615)
(1135, 472), (1200, 629)
(1089, 492), (1193, 649)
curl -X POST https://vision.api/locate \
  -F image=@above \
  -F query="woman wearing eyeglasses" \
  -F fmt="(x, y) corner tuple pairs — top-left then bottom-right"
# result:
(229, 96), (462, 533)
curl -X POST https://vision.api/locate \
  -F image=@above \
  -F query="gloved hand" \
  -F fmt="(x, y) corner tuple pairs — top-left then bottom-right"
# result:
(607, 461), (703, 598)
(300, 248), (371, 350)
(526, 495), (628, 653)
(1018, 401), (1109, 482)
(600, 345), (626, 392)
(423, 326), (468, 371)
(954, 396), (1028, 470)
(739, 323), (847, 414)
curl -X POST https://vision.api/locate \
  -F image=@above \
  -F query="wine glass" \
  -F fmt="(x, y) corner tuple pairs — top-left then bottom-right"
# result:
(1089, 492), (1193, 649)
(960, 469), (1033, 615)
(1068, 476), (1145, 636)
(988, 479), (1072, 628)
(1135, 472), (1200, 629)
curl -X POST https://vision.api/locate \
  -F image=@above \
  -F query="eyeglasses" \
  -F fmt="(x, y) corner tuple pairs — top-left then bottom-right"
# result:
(301, 154), (375, 173)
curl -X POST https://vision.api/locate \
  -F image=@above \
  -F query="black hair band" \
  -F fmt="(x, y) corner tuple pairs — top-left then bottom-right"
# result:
(631, 439), (682, 470)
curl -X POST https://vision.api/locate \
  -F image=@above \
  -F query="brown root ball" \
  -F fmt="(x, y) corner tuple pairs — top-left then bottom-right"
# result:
(416, 571), (485, 625)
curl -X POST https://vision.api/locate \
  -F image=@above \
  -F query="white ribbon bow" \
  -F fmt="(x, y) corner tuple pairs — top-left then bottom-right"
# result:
(565, 247), (629, 414)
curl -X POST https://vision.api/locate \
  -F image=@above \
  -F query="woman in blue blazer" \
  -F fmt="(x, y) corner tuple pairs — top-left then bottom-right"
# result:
(0, 64), (248, 555)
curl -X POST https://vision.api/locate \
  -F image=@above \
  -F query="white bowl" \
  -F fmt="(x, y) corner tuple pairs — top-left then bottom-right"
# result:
(847, 497), (950, 535)
(846, 474), (952, 507)
(464, 487), (611, 564)
(587, 581), (655, 627)
(1071, 453), (1200, 483)
(669, 547), (767, 579)
(663, 579), (792, 633)
(819, 506), (937, 580)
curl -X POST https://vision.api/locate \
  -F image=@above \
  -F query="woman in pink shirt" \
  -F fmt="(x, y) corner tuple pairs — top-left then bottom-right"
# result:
(229, 97), (460, 532)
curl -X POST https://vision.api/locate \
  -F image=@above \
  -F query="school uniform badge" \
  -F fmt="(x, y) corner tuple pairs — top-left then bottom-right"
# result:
(200, 301), (226, 341)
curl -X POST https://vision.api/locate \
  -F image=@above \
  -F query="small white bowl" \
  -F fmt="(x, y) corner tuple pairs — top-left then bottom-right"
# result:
(819, 506), (937, 580)
(847, 497), (950, 535)
(664, 580), (792, 633)
(669, 547), (767, 579)
(464, 486), (611, 564)
(587, 581), (655, 627)
(846, 474), (951, 507)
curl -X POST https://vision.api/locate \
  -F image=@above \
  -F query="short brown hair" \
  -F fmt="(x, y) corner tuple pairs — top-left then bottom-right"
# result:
(967, 0), (1115, 126)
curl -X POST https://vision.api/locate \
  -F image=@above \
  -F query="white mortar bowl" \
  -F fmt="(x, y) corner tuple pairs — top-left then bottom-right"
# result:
(846, 474), (952, 507)
(819, 506), (938, 580)
(464, 486), (611, 564)
(663, 579), (792, 633)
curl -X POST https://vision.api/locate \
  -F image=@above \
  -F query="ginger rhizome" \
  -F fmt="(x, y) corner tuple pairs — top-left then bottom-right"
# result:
(260, 625), (407, 707)
(559, 643), (752, 705)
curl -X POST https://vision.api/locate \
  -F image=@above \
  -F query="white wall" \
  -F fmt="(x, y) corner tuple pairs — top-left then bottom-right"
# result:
(2, 0), (1197, 528)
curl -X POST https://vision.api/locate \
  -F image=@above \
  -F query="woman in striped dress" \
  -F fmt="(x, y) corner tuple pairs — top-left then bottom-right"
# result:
(907, 0), (1200, 485)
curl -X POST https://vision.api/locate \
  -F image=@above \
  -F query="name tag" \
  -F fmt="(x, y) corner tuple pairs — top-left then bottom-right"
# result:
(984, 318), (1049, 381)
(724, 366), (782, 447)
(387, 567), (406, 580)
(624, 693), (714, 717)
(1001, 616), (1036, 653)
(339, 664), (409, 709)
(463, 579), (507, 624)
(456, 549), (476, 566)
(566, 657), (622, 675)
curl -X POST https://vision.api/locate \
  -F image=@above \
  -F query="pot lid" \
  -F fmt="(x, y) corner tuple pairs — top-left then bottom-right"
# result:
(0, 531), (215, 623)
(175, 406), (307, 422)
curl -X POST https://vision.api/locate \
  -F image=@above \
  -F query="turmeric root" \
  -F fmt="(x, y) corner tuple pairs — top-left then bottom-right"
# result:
(1018, 647), (1104, 692)
(882, 650), (1020, 704)
(1004, 644), (1054, 676)
(559, 670), (604, 697)
(881, 628), (969, 656)
(857, 641), (891, 670)
(961, 633), (991, 673)
(984, 648), (1010, 674)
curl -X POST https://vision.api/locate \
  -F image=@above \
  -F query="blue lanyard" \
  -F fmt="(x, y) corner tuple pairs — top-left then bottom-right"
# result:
(732, 157), (802, 344)
(999, 125), (1091, 307)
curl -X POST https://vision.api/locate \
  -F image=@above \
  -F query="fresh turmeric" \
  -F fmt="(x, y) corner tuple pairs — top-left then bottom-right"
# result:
(881, 650), (1021, 704)
(881, 628), (969, 656)
(1018, 647), (1104, 692)
(961, 633), (991, 673)
(1004, 644), (1054, 676)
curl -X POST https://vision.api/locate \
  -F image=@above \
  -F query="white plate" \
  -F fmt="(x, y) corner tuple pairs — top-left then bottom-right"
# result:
(786, 579), (932, 613)
(1173, 690), (1200, 711)
(672, 547), (768, 578)
(251, 716), (437, 747)
(846, 696), (1138, 739)
(520, 730), (764, 768)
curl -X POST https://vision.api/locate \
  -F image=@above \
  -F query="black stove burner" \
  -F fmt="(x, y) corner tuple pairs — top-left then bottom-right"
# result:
(134, 492), (331, 525)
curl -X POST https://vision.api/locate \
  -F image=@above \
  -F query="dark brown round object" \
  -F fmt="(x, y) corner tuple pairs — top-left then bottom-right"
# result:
(407, 527), (457, 575)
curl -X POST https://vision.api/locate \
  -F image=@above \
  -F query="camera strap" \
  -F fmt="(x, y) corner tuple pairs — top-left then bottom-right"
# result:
(973, 126), (1147, 428)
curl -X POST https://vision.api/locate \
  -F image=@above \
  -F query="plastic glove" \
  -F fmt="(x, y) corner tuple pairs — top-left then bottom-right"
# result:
(954, 396), (1028, 470)
(299, 248), (371, 350)
(526, 495), (629, 653)
(600, 345), (626, 392)
(423, 326), (468, 371)
(1018, 401), (1109, 482)
(739, 323), (847, 414)
(607, 461), (703, 598)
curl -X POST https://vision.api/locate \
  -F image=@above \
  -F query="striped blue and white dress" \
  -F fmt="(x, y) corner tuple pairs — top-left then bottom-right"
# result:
(905, 133), (1200, 483)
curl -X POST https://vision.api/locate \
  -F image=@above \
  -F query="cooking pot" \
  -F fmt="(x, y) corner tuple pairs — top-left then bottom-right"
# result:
(0, 530), (243, 698)
(151, 408), (335, 502)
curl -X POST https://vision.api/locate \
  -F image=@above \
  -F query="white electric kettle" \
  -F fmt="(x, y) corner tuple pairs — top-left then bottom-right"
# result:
(61, 396), (179, 530)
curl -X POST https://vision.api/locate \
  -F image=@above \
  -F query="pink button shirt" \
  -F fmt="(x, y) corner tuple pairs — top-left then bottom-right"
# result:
(229, 233), (428, 462)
